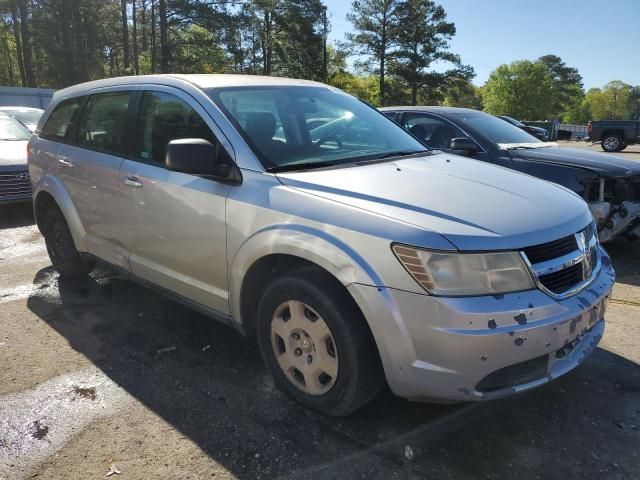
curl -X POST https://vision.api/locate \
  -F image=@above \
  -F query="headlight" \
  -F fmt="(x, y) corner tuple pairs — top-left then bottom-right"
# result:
(392, 245), (535, 296)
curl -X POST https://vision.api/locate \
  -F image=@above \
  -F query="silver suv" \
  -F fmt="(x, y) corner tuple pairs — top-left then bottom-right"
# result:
(28, 75), (615, 416)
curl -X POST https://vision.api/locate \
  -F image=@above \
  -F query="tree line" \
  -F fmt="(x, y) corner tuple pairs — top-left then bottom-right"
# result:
(0, 0), (473, 106)
(481, 56), (639, 123)
(0, 0), (637, 123)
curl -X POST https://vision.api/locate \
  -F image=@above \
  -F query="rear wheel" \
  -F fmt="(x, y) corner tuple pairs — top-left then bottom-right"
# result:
(601, 134), (624, 152)
(256, 267), (383, 416)
(42, 205), (93, 278)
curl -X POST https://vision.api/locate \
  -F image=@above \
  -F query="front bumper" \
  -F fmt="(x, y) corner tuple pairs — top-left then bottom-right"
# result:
(348, 247), (615, 402)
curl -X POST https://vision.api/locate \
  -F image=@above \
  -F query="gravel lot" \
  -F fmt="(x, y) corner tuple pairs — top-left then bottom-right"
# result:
(1, 143), (639, 479)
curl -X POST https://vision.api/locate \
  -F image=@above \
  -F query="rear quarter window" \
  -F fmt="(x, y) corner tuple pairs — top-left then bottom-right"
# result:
(40, 97), (84, 142)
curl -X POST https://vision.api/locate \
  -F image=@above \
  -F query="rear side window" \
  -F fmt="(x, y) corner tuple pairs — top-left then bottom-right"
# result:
(40, 97), (84, 141)
(77, 91), (132, 155)
(134, 91), (218, 164)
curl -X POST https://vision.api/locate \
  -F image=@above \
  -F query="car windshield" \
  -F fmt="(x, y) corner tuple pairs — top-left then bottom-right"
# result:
(208, 86), (428, 171)
(452, 111), (542, 146)
(0, 115), (31, 140)
(501, 116), (525, 127)
(1, 108), (43, 125)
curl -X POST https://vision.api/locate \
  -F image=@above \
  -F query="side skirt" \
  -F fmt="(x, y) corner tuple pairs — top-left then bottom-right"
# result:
(81, 253), (246, 336)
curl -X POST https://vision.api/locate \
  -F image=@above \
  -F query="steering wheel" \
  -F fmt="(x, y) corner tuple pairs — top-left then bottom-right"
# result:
(314, 134), (343, 149)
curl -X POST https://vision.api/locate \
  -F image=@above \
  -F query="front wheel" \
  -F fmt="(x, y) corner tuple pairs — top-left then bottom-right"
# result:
(42, 205), (93, 278)
(601, 134), (624, 152)
(256, 267), (383, 416)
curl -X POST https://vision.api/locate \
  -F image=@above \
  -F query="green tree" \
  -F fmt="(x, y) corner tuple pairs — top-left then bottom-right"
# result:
(538, 54), (583, 120)
(629, 86), (640, 120)
(583, 81), (633, 120)
(0, 17), (20, 86)
(329, 71), (380, 105)
(391, 0), (458, 105)
(563, 100), (591, 125)
(482, 60), (554, 120)
(443, 75), (482, 109)
(172, 24), (228, 73)
(347, 0), (400, 105)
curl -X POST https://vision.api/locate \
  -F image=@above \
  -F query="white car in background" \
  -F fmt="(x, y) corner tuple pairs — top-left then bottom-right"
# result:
(0, 106), (44, 132)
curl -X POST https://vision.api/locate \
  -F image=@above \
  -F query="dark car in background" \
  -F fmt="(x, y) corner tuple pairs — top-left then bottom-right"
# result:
(382, 106), (640, 242)
(588, 120), (640, 152)
(0, 114), (32, 203)
(498, 115), (549, 141)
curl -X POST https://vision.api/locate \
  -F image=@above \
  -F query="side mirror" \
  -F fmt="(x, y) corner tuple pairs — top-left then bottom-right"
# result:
(165, 138), (235, 180)
(449, 137), (478, 154)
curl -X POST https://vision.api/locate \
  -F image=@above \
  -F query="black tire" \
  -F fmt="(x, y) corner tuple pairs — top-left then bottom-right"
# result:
(256, 267), (383, 416)
(619, 144), (628, 151)
(42, 205), (93, 278)
(601, 134), (624, 152)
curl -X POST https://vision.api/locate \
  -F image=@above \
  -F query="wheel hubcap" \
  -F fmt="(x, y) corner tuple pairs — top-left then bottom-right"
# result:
(270, 300), (339, 395)
(604, 137), (619, 150)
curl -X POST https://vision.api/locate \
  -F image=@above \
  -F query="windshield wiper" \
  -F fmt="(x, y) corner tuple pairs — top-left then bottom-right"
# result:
(267, 160), (352, 173)
(267, 150), (430, 173)
(370, 150), (430, 160)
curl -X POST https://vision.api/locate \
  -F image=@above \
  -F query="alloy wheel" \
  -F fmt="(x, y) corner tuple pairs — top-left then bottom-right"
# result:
(603, 136), (620, 151)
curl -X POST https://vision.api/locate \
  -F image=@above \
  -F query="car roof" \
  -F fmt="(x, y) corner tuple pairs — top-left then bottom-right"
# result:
(379, 106), (483, 115)
(52, 74), (329, 101)
(0, 106), (44, 112)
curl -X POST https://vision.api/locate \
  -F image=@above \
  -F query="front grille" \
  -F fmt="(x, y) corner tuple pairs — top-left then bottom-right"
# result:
(538, 263), (583, 294)
(522, 235), (577, 264)
(523, 223), (598, 298)
(476, 355), (549, 393)
(0, 170), (32, 199)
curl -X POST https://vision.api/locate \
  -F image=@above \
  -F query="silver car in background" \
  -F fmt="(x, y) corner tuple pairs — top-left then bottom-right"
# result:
(0, 114), (32, 203)
(0, 106), (44, 132)
(28, 75), (614, 415)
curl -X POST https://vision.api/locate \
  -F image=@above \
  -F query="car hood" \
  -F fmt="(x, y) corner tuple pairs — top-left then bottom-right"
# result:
(0, 140), (28, 168)
(511, 146), (640, 177)
(276, 153), (592, 251)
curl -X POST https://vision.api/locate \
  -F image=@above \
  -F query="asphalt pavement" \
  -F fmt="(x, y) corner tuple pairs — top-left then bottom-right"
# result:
(0, 144), (639, 479)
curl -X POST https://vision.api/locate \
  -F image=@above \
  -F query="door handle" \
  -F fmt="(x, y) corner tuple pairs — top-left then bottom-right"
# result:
(57, 156), (74, 168)
(124, 176), (143, 188)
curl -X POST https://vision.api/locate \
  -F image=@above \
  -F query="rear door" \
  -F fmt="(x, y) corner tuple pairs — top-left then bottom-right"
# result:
(119, 87), (232, 313)
(58, 88), (136, 268)
(31, 97), (85, 193)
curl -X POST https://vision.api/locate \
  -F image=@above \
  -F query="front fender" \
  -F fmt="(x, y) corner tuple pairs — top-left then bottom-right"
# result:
(33, 174), (87, 252)
(228, 224), (383, 327)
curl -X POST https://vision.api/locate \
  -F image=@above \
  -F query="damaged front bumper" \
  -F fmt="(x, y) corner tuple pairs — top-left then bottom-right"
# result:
(591, 200), (640, 242)
(588, 176), (640, 242)
(348, 247), (615, 403)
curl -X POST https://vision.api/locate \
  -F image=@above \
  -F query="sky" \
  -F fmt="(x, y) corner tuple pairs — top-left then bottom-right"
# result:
(323, 0), (640, 89)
